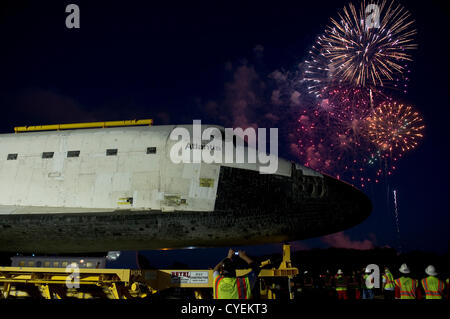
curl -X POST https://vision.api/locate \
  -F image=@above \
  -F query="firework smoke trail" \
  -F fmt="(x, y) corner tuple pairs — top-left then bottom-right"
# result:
(393, 189), (402, 252)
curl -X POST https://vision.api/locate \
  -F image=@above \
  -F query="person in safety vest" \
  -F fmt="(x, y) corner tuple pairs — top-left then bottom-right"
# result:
(335, 269), (348, 300)
(323, 270), (335, 299)
(348, 270), (361, 300)
(301, 270), (314, 298)
(382, 267), (395, 300)
(362, 267), (374, 299)
(420, 265), (445, 299)
(445, 278), (450, 299)
(394, 263), (421, 300)
(212, 248), (259, 299)
(446, 278), (449, 300)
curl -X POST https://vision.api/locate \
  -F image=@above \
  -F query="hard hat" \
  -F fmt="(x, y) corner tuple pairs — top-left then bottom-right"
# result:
(304, 270), (308, 274)
(337, 269), (343, 275)
(399, 263), (410, 274)
(425, 265), (438, 276)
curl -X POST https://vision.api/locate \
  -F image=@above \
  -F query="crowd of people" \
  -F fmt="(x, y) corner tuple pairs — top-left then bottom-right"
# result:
(295, 264), (449, 300)
(211, 249), (448, 300)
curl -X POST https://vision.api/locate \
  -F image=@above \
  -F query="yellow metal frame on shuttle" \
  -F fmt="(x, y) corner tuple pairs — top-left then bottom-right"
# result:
(14, 119), (153, 133)
(0, 245), (298, 299)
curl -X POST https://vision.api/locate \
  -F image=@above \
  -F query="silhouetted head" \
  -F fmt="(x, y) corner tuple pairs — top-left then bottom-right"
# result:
(221, 258), (236, 277)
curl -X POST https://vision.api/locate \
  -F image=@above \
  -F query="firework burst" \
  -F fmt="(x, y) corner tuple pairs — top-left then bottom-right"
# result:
(303, 38), (337, 97)
(292, 88), (424, 187)
(304, 0), (417, 93)
(286, 0), (422, 188)
(318, 85), (373, 144)
(365, 101), (425, 154)
(294, 86), (379, 186)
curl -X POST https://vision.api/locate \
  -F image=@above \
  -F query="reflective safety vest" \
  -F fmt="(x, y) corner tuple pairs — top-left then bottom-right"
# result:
(335, 275), (347, 291)
(421, 276), (444, 299)
(213, 275), (251, 299)
(383, 271), (395, 290)
(362, 274), (374, 289)
(395, 277), (418, 299)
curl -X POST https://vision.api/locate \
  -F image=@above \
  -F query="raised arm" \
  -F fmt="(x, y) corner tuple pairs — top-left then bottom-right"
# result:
(238, 250), (261, 276)
(238, 250), (254, 265)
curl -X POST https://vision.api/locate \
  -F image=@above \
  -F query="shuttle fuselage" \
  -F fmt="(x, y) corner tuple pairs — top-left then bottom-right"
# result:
(0, 125), (371, 253)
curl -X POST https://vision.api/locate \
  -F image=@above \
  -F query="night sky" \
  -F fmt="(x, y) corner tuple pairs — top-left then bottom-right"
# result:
(0, 0), (448, 268)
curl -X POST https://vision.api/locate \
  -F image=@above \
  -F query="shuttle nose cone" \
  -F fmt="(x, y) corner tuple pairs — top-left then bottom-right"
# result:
(288, 165), (372, 240)
(322, 174), (372, 230)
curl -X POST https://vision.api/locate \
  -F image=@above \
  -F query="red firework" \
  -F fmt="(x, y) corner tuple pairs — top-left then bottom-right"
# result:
(293, 86), (399, 187)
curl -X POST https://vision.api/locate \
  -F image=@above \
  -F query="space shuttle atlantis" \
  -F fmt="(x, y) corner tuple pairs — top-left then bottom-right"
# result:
(0, 120), (371, 253)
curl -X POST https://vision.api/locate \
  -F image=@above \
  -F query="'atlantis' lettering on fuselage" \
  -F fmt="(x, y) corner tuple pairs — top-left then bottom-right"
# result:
(169, 120), (279, 174)
(185, 143), (222, 151)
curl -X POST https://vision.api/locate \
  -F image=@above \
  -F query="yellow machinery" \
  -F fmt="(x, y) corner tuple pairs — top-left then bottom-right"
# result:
(14, 119), (153, 133)
(0, 245), (298, 299)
